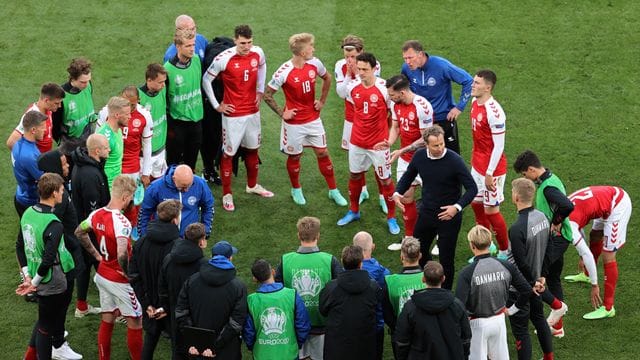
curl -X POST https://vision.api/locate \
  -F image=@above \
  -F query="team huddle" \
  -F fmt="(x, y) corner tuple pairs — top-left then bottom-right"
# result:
(10, 13), (632, 360)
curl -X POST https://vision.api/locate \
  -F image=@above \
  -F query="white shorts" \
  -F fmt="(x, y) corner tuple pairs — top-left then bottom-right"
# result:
(397, 157), (422, 186)
(222, 112), (261, 156)
(341, 120), (352, 150)
(299, 334), (324, 360)
(591, 189), (631, 252)
(280, 118), (327, 155)
(348, 144), (391, 179)
(149, 150), (167, 179)
(469, 313), (508, 360)
(94, 273), (142, 318)
(471, 168), (505, 206)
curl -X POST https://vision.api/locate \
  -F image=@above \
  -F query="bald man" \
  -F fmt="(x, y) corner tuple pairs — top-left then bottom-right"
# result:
(163, 14), (208, 62)
(138, 164), (214, 237)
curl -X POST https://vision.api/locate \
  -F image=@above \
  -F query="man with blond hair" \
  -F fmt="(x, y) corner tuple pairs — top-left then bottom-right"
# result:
(96, 96), (131, 189)
(264, 33), (346, 206)
(163, 14), (208, 63)
(455, 225), (533, 360)
(275, 217), (342, 360)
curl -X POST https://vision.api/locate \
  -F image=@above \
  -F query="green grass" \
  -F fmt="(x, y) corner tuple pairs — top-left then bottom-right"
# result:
(1, 1), (639, 358)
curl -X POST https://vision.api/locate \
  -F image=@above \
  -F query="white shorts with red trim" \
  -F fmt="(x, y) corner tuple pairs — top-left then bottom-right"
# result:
(94, 273), (142, 317)
(471, 168), (505, 206)
(592, 189), (631, 252)
(348, 144), (391, 179)
(397, 157), (422, 186)
(341, 119), (352, 150)
(280, 118), (327, 155)
(222, 112), (261, 156)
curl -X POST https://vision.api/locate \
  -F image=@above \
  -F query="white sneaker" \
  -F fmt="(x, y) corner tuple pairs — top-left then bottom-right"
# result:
(387, 242), (402, 251)
(547, 301), (568, 326)
(52, 341), (83, 359)
(431, 245), (440, 256)
(74, 305), (101, 318)
(246, 184), (274, 197)
(222, 194), (235, 212)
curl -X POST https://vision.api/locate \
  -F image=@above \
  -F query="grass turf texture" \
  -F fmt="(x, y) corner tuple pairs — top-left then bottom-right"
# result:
(1, 1), (638, 358)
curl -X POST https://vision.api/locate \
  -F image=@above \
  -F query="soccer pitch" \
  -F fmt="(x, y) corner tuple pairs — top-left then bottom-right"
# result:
(1, 1), (638, 358)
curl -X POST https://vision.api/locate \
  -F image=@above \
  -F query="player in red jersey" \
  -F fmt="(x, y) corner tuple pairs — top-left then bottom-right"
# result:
(468, 70), (510, 259)
(374, 75), (433, 245)
(202, 24), (273, 212)
(75, 175), (143, 360)
(334, 35), (387, 213)
(6, 83), (65, 153)
(337, 52), (399, 235)
(263, 32), (347, 206)
(565, 186), (632, 320)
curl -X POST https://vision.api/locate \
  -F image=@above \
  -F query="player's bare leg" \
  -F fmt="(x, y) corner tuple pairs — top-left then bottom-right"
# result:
(313, 147), (346, 206)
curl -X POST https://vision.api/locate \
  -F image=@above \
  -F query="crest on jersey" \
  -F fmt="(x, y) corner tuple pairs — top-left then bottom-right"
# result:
(175, 75), (184, 85)
(308, 70), (316, 79)
(370, 94), (378, 103)
(427, 77), (436, 86)
(132, 119), (142, 128)
(251, 59), (258, 68)
(292, 269), (321, 297)
(187, 196), (197, 206)
(408, 111), (415, 120)
(477, 113), (483, 122)
(260, 307), (287, 337)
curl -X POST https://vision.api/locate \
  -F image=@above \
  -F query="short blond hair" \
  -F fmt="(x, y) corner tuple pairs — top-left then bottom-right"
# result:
(174, 29), (196, 46)
(289, 33), (314, 55)
(107, 96), (130, 117)
(401, 237), (421, 262)
(297, 216), (320, 243)
(512, 178), (536, 204)
(467, 225), (492, 250)
(111, 175), (137, 198)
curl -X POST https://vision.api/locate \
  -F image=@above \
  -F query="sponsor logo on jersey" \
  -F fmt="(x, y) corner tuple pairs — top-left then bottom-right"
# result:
(132, 119), (142, 128)
(251, 59), (258, 68)
(175, 75), (184, 86)
(68, 101), (77, 111)
(260, 307), (287, 337)
(294, 77), (300, 83)
(354, 93), (361, 99)
(187, 196), (197, 206)
(370, 94), (378, 103)
(427, 77), (436, 86)
(234, 62), (240, 69)
(292, 269), (322, 297)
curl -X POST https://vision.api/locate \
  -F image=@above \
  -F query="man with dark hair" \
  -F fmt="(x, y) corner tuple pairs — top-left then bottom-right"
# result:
(7, 83), (65, 153)
(513, 149), (571, 336)
(393, 125), (477, 289)
(52, 57), (97, 149)
(275, 216), (342, 360)
(164, 29), (204, 170)
(400, 40), (472, 155)
(158, 222), (207, 359)
(244, 259), (311, 359)
(175, 240), (247, 359)
(139, 63), (169, 179)
(130, 199), (182, 359)
(319, 245), (381, 360)
(70, 133), (110, 318)
(394, 261), (471, 360)
(337, 52), (400, 235)
(17, 173), (79, 360)
(203, 24), (273, 212)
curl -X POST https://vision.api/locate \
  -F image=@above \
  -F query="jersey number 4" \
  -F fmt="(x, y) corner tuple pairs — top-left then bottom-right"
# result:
(99, 235), (109, 261)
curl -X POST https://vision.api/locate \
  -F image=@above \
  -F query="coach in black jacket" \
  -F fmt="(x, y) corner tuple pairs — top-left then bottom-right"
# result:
(130, 199), (182, 360)
(393, 125), (477, 289)
(175, 240), (247, 359)
(395, 261), (471, 360)
(319, 245), (382, 360)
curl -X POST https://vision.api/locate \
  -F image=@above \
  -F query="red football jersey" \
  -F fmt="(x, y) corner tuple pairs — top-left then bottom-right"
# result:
(208, 46), (266, 117)
(268, 58), (326, 124)
(84, 207), (132, 283)
(334, 59), (381, 122)
(122, 107), (153, 174)
(347, 78), (390, 149)
(17, 103), (53, 153)
(470, 97), (507, 176)
(391, 94), (433, 162)
(569, 186), (623, 228)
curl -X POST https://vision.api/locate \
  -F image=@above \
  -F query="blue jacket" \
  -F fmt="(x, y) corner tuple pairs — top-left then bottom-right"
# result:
(12, 137), (43, 206)
(163, 33), (208, 63)
(401, 53), (473, 122)
(362, 257), (391, 330)
(138, 165), (214, 237)
(243, 282), (311, 353)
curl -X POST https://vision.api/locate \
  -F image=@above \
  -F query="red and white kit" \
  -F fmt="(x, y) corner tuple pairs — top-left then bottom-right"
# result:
(122, 105), (152, 176)
(17, 103), (53, 153)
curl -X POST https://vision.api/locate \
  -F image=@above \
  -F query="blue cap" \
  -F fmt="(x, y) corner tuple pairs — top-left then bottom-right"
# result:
(212, 240), (238, 258)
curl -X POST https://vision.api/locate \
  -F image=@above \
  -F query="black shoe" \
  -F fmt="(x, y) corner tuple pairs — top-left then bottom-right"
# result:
(203, 171), (222, 185)
(25, 292), (38, 303)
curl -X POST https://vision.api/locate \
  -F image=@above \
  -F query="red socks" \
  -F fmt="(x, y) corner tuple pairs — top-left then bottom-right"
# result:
(380, 180), (396, 219)
(590, 239), (604, 265)
(550, 298), (563, 310)
(76, 300), (88, 311)
(543, 352), (555, 360)
(317, 155), (337, 189)
(24, 346), (37, 360)
(348, 177), (363, 212)
(403, 201), (418, 236)
(221, 154), (233, 195)
(553, 317), (563, 330)
(245, 149), (259, 188)
(127, 327), (143, 360)
(98, 321), (114, 360)
(604, 261), (618, 310)
(487, 212), (509, 251)
(286, 155), (301, 188)
(471, 202), (490, 228)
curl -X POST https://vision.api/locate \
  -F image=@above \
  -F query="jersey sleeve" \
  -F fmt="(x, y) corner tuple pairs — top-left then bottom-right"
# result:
(255, 46), (267, 93)
(374, 61), (381, 77)
(485, 99), (506, 175)
(267, 63), (287, 91)
(15, 113), (26, 134)
(113, 213), (132, 239)
(80, 209), (98, 231)
(97, 106), (108, 128)
(390, 103), (398, 121)
(139, 106), (154, 138)
(415, 96), (434, 129)
(309, 57), (327, 77)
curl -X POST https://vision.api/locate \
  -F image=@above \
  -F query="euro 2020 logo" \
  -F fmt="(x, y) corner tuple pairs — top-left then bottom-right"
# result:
(292, 269), (321, 298)
(260, 307), (286, 337)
